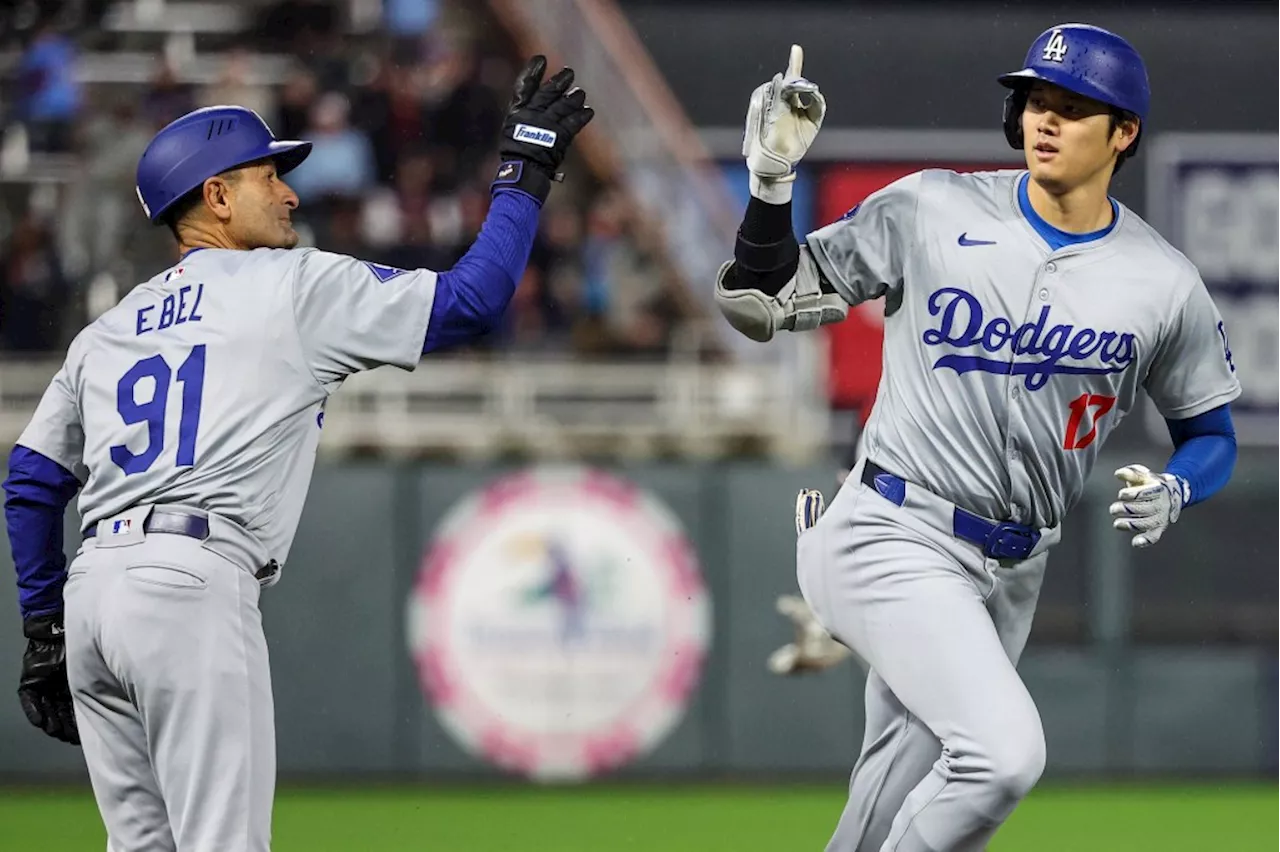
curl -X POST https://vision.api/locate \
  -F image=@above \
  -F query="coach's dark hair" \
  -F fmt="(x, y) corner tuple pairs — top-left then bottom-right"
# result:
(163, 168), (243, 240)
(163, 189), (203, 240)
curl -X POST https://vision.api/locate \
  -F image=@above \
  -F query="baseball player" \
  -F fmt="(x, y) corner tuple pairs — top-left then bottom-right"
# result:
(4, 56), (592, 850)
(717, 27), (1240, 852)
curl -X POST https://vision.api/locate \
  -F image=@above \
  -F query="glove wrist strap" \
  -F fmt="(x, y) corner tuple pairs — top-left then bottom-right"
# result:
(23, 612), (65, 641)
(749, 173), (794, 205)
(491, 159), (554, 205)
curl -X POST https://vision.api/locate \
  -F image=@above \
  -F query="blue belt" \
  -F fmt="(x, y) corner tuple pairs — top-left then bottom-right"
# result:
(861, 460), (1041, 561)
(84, 508), (209, 541)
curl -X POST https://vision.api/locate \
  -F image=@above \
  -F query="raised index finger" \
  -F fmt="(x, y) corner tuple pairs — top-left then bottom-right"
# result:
(787, 44), (804, 78)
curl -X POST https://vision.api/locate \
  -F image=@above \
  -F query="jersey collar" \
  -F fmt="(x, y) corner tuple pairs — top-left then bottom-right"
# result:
(1015, 172), (1121, 253)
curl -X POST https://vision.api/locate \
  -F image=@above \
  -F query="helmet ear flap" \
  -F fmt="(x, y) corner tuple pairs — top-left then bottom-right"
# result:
(1003, 90), (1027, 150)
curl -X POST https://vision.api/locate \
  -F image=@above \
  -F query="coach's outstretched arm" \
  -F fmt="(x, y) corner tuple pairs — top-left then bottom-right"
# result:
(289, 56), (593, 381)
(425, 55), (594, 351)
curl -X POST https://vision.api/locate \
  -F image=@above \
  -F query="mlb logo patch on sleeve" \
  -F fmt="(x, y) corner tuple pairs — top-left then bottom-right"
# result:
(362, 261), (412, 283)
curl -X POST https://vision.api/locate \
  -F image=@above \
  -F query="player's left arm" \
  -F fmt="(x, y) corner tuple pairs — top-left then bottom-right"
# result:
(1111, 277), (1242, 548)
(4, 357), (87, 745)
(1163, 403), (1237, 504)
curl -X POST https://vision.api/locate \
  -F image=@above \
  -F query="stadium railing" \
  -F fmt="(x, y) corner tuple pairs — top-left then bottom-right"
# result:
(0, 345), (833, 463)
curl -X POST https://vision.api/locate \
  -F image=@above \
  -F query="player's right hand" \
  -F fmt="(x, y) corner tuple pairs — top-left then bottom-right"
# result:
(767, 594), (852, 675)
(796, 487), (824, 535)
(742, 44), (827, 204)
(493, 55), (595, 205)
(18, 613), (80, 746)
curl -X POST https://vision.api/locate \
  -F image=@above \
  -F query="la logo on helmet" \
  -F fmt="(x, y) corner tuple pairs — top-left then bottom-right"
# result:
(1042, 29), (1069, 62)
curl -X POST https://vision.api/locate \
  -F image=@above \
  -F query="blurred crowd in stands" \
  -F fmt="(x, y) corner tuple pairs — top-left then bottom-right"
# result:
(0, 0), (690, 359)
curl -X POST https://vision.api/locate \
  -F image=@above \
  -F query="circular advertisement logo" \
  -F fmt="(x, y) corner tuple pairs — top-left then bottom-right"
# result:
(407, 466), (711, 781)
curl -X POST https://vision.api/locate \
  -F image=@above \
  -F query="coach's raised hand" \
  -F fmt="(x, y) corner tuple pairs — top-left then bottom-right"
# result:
(492, 55), (595, 205)
(743, 44), (827, 204)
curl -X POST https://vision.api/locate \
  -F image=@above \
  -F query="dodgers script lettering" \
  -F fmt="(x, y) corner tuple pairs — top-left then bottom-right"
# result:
(921, 287), (1136, 391)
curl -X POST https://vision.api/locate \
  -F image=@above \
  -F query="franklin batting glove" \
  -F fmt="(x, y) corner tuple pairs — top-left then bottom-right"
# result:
(492, 55), (595, 205)
(18, 612), (80, 746)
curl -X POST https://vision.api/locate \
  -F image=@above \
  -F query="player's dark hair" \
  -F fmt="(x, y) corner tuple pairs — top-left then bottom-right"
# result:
(1109, 107), (1140, 174)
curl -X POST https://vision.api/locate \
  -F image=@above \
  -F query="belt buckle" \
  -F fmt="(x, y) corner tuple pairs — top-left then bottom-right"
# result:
(984, 523), (1039, 561)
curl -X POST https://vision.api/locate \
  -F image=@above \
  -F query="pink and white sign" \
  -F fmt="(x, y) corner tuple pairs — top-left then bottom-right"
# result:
(408, 467), (711, 781)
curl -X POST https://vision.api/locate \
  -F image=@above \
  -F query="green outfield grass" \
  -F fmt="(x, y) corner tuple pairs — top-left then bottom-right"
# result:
(0, 782), (1274, 851)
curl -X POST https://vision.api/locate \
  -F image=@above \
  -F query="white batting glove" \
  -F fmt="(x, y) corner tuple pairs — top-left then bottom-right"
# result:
(742, 44), (826, 204)
(767, 594), (853, 675)
(795, 487), (824, 535)
(1110, 464), (1190, 548)
(769, 488), (849, 675)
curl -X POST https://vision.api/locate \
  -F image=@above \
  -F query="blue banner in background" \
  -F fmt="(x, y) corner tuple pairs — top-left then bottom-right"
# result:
(717, 162), (816, 238)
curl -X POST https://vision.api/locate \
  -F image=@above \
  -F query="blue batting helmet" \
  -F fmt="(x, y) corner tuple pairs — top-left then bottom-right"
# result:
(135, 105), (312, 224)
(998, 24), (1150, 155)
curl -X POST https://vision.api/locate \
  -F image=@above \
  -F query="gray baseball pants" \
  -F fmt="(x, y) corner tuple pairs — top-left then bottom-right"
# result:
(62, 504), (276, 851)
(798, 458), (1059, 852)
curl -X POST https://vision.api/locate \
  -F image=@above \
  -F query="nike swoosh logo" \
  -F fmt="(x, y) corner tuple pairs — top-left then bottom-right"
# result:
(958, 233), (997, 247)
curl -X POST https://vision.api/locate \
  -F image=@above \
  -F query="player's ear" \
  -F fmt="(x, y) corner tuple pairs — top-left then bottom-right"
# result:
(1112, 114), (1139, 155)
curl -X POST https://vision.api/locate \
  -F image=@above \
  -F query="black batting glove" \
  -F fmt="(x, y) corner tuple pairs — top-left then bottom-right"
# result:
(19, 612), (80, 746)
(492, 55), (595, 204)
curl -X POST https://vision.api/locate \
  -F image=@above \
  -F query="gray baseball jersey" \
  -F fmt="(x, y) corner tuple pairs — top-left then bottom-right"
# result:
(792, 168), (1242, 852)
(18, 247), (436, 563)
(805, 168), (1242, 529)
